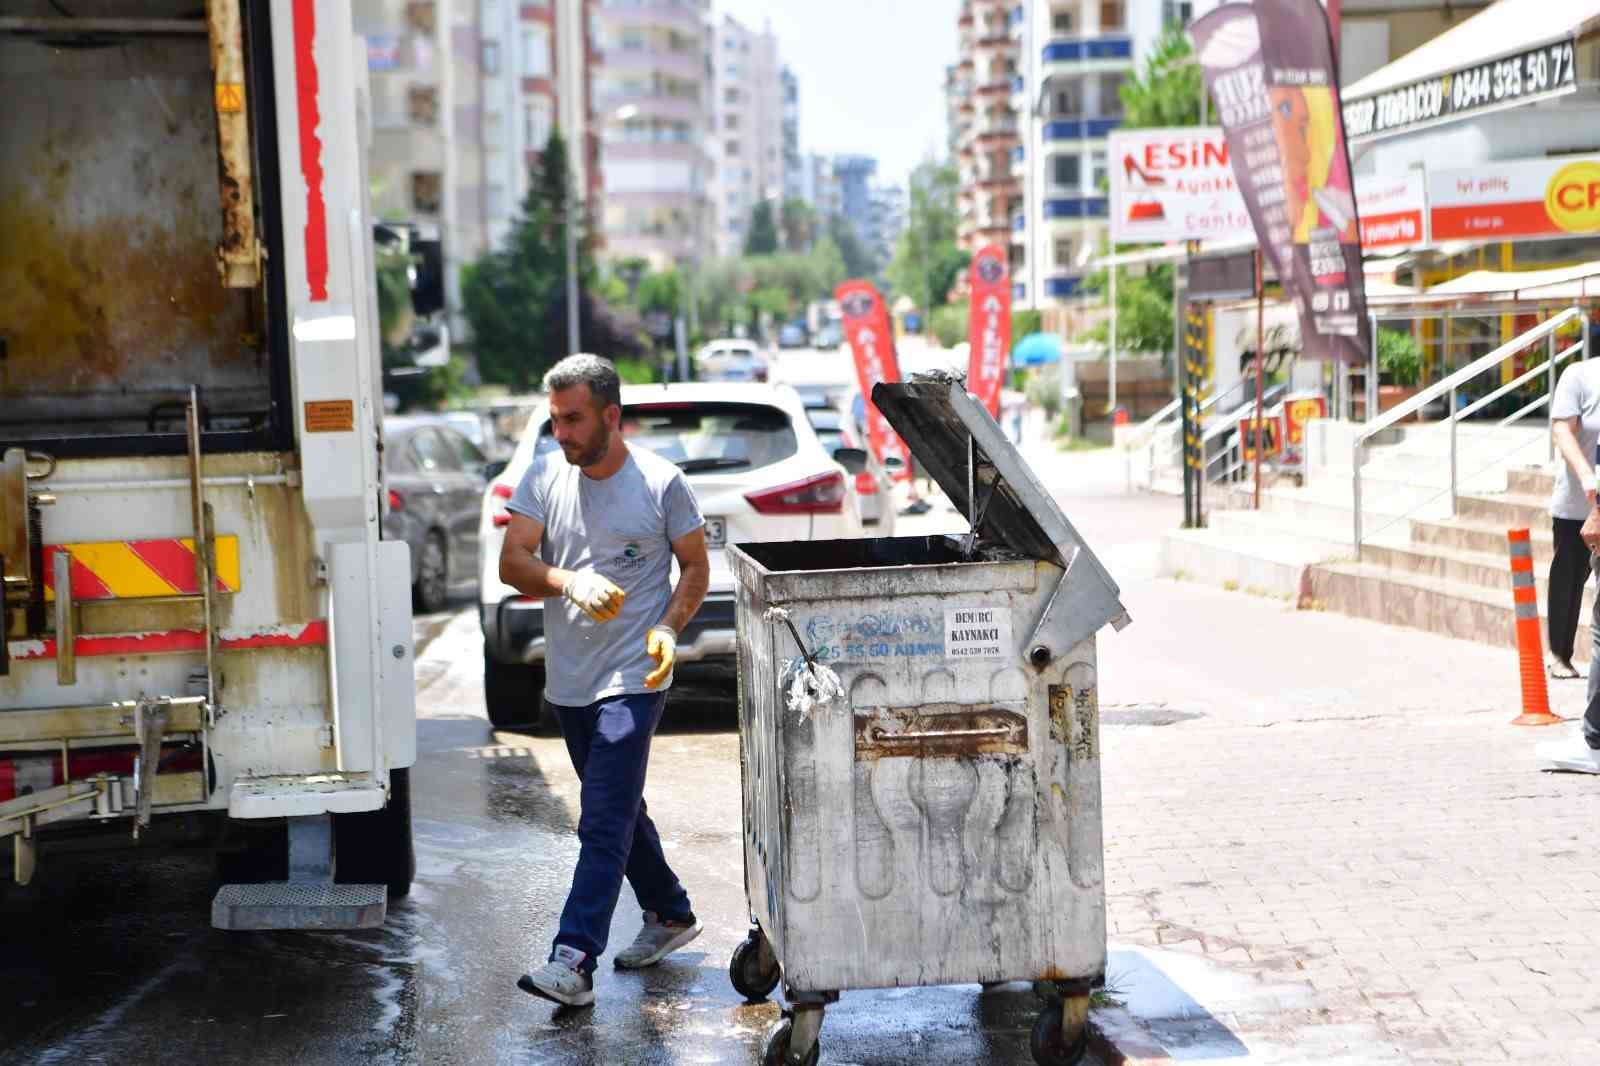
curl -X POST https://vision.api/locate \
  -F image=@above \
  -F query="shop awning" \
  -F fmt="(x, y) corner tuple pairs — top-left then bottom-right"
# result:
(1426, 261), (1600, 298)
(1343, 0), (1600, 103)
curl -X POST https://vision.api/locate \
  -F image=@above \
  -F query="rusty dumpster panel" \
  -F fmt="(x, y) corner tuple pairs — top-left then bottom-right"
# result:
(0, 25), (267, 438)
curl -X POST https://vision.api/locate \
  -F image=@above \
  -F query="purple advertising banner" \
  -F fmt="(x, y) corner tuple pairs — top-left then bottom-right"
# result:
(1190, 1), (1370, 364)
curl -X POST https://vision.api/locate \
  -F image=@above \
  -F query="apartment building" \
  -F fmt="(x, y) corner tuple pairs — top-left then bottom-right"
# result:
(865, 184), (909, 266)
(833, 154), (879, 251)
(802, 153), (842, 223)
(708, 13), (785, 257)
(952, 0), (1020, 272)
(1006, 0), (1171, 321)
(781, 67), (803, 204)
(595, 0), (714, 268)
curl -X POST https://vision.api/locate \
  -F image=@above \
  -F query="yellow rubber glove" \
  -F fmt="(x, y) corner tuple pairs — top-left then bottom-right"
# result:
(644, 625), (677, 689)
(563, 567), (625, 623)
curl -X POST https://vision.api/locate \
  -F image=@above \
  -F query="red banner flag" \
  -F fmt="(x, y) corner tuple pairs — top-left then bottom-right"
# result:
(965, 244), (1012, 418)
(836, 279), (911, 472)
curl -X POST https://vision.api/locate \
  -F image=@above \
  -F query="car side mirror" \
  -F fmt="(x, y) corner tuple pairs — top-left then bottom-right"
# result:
(484, 458), (509, 481)
(832, 447), (869, 475)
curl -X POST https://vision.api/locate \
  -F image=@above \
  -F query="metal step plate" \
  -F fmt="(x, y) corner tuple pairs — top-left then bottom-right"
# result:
(211, 882), (387, 930)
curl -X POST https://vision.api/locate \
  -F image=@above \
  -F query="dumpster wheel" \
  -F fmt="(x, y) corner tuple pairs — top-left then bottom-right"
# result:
(763, 1012), (820, 1066)
(1030, 994), (1090, 1066)
(730, 929), (781, 1002)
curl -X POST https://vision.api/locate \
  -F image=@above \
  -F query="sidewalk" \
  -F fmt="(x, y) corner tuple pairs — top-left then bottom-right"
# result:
(1030, 445), (1600, 1064)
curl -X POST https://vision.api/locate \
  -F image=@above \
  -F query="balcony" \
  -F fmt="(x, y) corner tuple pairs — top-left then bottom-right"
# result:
(1010, 144), (1026, 176)
(1045, 275), (1084, 298)
(1013, 282), (1026, 301)
(1008, 5), (1025, 37)
(1042, 117), (1121, 141)
(601, 2), (704, 33)
(1043, 197), (1108, 219)
(1041, 35), (1133, 64)
(1013, 212), (1026, 231)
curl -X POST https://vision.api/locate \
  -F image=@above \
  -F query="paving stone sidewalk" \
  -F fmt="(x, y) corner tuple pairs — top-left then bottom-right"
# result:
(1092, 531), (1600, 1065)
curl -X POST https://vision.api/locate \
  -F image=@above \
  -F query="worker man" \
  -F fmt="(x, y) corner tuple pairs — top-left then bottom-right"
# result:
(500, 353), (710, 1007)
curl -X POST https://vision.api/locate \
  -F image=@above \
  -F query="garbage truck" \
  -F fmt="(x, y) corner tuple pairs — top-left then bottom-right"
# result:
(0, 0), (416, 929)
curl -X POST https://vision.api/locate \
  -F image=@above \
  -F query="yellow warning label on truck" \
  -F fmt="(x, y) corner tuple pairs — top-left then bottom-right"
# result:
(216, 83), (245, 113)
(304, 400), (355, 433)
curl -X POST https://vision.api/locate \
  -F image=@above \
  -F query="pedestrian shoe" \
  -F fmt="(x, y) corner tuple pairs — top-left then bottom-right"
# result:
(518, 946), (595, 1007)
(1547, 655), (1583, 680)
(899, 499), (932, 516)
(614, 912), (703, 969)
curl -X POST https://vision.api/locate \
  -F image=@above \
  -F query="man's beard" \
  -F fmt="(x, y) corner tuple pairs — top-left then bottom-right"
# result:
(563, 425), (610, 468)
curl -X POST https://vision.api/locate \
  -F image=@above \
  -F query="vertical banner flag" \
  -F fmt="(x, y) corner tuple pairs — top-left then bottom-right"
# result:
(1190, 1), (1370, 364)
(836, 279), (912, 472)
(966, 244), (1012, 418)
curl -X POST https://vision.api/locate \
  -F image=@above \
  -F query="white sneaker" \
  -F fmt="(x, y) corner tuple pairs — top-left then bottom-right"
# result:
(614, 912), (703, 969)
(518, 945), (595, 1006)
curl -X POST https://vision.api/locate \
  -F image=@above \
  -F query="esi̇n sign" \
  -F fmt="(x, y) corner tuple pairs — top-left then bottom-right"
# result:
(1107, 128), (1252, 244)
(1430, 155), (1600, 241)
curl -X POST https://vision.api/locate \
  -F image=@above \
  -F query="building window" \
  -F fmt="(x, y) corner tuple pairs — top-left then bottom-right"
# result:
(1053, 84), (1081, 117)
(1099, 1), (1125, 30)
(726, 139), (741, 156)
(525, 98), (552, 149)
(1099, 74), (1126, 116)
(620, 27), (645, 51)
(522, 26), (550, 77)
(487, 184), (507, 219)
(726, 114), (739, 130)
(412, 171), (442, 214)
(1090, 148), (1108, 191)
(725, 87), (740, 104)
(1051, 8), (1075, 33)
(481, 40), (500, 74)
(407, 85), (439, 126)
(1052, 154), (1080, 187)
(1161, 0), (1193, 27)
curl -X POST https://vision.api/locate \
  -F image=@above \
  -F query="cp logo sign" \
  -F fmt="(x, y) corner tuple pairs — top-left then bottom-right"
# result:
(1545, 161), (1600, 233)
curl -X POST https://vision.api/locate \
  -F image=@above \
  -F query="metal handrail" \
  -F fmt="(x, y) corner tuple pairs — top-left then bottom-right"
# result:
(1458, 341), (1581, 421)
(1353, 305), (1586, 557)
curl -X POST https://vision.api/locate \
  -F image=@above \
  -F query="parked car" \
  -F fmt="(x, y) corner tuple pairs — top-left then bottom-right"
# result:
(440, 408), (512, 461)
(383, 416), (490, 612)
(694, 339), (769, 382)
(479, 382), (865, 730)
(797, 388), (896, 534)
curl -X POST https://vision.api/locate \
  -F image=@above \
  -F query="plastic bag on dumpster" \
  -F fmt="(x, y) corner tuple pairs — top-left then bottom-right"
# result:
(764, 607), (845, 722)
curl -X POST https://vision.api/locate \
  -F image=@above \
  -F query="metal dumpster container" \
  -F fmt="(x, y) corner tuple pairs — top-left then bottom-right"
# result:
(725, 377), (1131, 1066)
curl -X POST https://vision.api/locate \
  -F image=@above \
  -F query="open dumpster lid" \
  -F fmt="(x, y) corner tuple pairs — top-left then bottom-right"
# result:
(872, 375), (1131, 655)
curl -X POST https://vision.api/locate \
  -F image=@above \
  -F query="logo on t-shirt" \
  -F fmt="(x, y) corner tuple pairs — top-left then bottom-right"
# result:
(612, 541), (649, 571)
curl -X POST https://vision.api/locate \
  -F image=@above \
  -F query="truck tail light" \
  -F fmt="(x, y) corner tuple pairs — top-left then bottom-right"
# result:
(387, 489), (404, 512)
(854, 472), (879, 496)
(491, 482), (513, 526)
(745, 471), (846, 515)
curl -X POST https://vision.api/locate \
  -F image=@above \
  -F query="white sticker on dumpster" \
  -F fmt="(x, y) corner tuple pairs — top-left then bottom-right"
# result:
(944, 607), (1012, 659)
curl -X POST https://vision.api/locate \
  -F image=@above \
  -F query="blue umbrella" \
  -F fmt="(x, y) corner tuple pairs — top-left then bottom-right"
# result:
(1012, 332), (1063, 367)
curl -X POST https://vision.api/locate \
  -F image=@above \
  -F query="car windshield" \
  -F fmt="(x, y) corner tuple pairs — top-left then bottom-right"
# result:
(620, 402), (797, 473)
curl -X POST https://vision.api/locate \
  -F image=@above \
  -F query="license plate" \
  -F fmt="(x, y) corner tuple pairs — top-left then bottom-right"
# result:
(705, 517), (727, 548)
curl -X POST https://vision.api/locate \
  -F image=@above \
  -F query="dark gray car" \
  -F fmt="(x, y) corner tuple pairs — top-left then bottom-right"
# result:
(383, 416), (490, 612)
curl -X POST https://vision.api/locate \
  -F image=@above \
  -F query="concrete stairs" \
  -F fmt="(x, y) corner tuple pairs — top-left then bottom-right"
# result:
(1156, 421), (1592, 661)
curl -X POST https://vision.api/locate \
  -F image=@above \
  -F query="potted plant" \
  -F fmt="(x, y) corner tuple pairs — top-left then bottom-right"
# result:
(1377, 328), (1424, 421)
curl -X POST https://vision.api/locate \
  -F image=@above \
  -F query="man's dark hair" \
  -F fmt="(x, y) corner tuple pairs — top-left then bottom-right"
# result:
(543, 353), (622, 411)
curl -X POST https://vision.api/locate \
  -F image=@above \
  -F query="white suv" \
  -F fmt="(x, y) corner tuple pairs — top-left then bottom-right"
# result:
(478, 382), (864, 730)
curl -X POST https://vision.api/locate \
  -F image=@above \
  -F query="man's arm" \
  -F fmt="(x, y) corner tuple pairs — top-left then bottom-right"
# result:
(498, 514), (571, 598)
(1554, 415), (1594, 495)
(660, 527), (710, 633)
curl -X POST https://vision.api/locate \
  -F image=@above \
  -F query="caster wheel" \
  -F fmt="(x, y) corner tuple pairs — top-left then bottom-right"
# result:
(1031, 1002), (1089, 1066)
(729, 933), (781, 1002)
(763, 1015), (820, 1066)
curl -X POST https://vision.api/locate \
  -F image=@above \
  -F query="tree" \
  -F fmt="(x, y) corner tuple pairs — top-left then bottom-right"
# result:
(1118, 23), (1204, 130)
(809, 235), (847, 294)
(888, 160), (968, 317)
(462, 129), (647, 390)
(780, 198), (817, 252)
(1080, 261), (1176, 355)
(827, 213), (877, 278)
(745, 201), (780, 255)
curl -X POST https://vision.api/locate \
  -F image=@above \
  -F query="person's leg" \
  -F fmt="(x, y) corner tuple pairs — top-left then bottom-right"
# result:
(1548, 518), (1586, 665)
(552, 692), (666, 966)
(1587, 555), (1600, 749)
(624, 794), (694, 922)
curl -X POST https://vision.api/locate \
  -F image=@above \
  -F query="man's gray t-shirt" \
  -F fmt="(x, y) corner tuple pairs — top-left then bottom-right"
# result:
(1551, 361), (1600, 520)
(507, 443), (704, 706)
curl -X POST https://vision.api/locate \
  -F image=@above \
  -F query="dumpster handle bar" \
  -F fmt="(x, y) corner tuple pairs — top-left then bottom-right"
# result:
(867, 724), (1020, 743)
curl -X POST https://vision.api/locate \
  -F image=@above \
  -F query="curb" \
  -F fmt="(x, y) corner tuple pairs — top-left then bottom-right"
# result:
(1088, 1005), (1172, 1065)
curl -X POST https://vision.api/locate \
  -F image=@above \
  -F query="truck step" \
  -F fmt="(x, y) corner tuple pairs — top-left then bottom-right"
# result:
(211, 881), (386, 930)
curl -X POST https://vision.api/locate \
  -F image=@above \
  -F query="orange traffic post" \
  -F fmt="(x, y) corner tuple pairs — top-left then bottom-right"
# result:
(1507, 529), (1564, 726)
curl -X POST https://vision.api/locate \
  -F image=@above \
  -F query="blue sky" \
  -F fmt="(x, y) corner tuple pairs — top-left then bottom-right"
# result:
(715, 0), (964, 187)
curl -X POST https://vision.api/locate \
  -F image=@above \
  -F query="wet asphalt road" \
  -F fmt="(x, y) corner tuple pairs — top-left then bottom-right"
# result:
(0, 500), (1109, 1066)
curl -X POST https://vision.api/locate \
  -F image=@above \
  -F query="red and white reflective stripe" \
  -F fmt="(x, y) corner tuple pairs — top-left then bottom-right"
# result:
(293, 0), (328, 302)
(10, 621), (329, 661)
